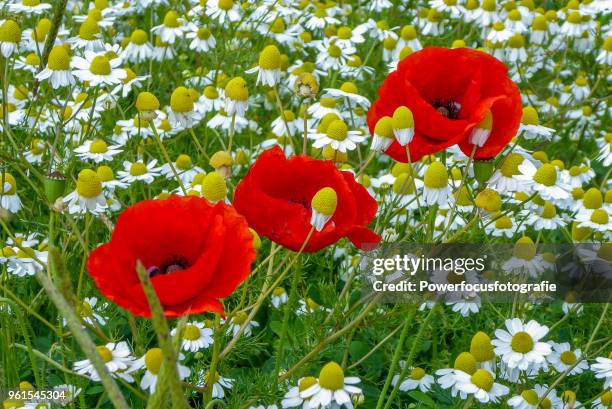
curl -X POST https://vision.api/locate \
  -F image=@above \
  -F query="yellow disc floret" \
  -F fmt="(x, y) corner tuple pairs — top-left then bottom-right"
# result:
(311, 187), (338, 216)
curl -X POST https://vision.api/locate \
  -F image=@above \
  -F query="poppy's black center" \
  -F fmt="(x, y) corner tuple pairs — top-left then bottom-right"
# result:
(432, 99), (461, 119)
(148, 255), (190, 278)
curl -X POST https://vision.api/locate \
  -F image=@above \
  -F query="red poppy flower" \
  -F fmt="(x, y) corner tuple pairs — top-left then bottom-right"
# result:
(367, 47), (522, 161)
(87, 196), (255, 317)
(233, 146), (380, 252)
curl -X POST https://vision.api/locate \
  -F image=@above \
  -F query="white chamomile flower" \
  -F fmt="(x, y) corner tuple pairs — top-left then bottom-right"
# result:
(186, 24), (216, 52)
(507, 384), (562, 409)
(197, 370), (234, 399)
(323, 82), (370, 109)
(206, 0), (241, 24)
(591, 352), (612, 388)
(117, 160), (162, 184)
(133, 348), (191, 393)
(310, 119), (366, 153)
(72, 50), (127, 86)
(36, 45), (76, 89)
(517, 162), (570, 200)
(492, 318), (552, 371)
(7, 245), (48, 277)
(300, 362), (361, 408)
(9, 0), (52, 14)
(74, 139), (123, 162)
(224, 311), (259, 337)
(454, 368), (509, 403)
(224, 77), (249, 117)
(246, 45), (282, 87)
(422, 162), (453, 208)
(271, 287), (288, 308)
(282, 376), (318, 408)
(1, 173), (23, 213)
(392, 364), (435, 392)
(170, 321), (214, 352)
(63, 169), (108, 215)
(121, 29), (154, 63)
(0, 20), (22, 58)
(547, 342), (588, 375)
(73, 341), (135, 382)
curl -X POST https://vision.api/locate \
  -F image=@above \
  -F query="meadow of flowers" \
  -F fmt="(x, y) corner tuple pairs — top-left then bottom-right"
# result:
(0, 0), (611, 407)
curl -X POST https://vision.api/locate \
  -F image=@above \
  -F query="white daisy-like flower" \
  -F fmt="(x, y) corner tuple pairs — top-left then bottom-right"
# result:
(323, 83), (370, 109)
(492, 318), (552, 371)
(36, 45), (77, 89)
(206, 0), (241, 24)
(454, 368), (509, 403)
(117, 160), (162, 184)
(121, 29), (154, 63)
(132, 348), (191, 393)
(224, 312), (259, 337)
(516, 161), (570, 200)
(575, 207), (612, 232)
(170, 321), (214, 352)
(310, 119), (366, 153)
(151, 10), (187, 44)
(547, 342), (588, 375)
(9, 0), (52, 14)
(74, 139), (123, 163)
(392, 364), (435, 392)
(74, 297), (107, 326)
(73, 341), (135, 382)
(271, 287), (289, 308)
(72, 50), (127, 86)
(282, 376), (318, 408)
(7, 245), (48, 277)
(185, 24), (216, 52)
(316, 39), (355, 71)
(507, 384), (562, 409)
(300, 362), (361, 408)
(246, 45), (283, 87)
(63, 169), (108, 215)
(1, 173), (23, 213)
(197, 369), (234, 399)
(422, 162), (453, 208)
(591, 353), (612, 388)
(0, 20), (22, 58)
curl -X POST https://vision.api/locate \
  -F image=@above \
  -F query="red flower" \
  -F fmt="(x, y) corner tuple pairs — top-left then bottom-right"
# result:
(233, 147), (380, 252)
(87, 196), (255, 317)
(367, 47), (522, 161)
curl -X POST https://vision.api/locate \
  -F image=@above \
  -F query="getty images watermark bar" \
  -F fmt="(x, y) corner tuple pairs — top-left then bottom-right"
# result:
(360, 243), (612, 304)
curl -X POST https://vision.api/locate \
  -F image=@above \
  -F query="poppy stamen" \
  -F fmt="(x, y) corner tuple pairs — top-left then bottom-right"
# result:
(149, 255), (190, 277)
(432, 99), (461, 119)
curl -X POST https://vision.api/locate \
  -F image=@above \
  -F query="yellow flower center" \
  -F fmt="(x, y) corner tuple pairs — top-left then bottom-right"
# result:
(163, 10), (180, 28)
(601, 391), (612, 406)
(454, 352), (477, 374)
(201, 172), (227, 202)
(311, 187), (338, 216)
(144, 348), (163, 374)
(130, 29), (148, 45)
(232, 311), (247, 325)
(567, 11), (581, 24)
(424, 162), (449, 189)
(89, 55), (111, 75)
(78, 300), (93, 317)
(76, 169), (102, 198)
(495, 215), (513, 229)
(23, 0), (41, 6)
(533, 164), (557, 186)
(410, 367), (426, 380)
(305, 297), (319, 310)
(583, 188), (603, 209)
(135, 91), (159, 112)
(393, 174), (415, 195)
(47, 46), (70, 70)
(560, 350), (577, 365)
(96, 346), (113, 363)
(25, 53), (40, 66)
(218, 0), (234, 10)
(183, 324), (201, 341)
(470, 332), (495, 362)
(175, 154), (192, 170)
(272, 287), (286, 296)
(1, 173), (17, 195)
(298, 376), (317, 392)
(470, 369), (494, 391)
(224, 77), (248, 102)
(79, 18), (100, 40)
(511, 331), (534, 353)
(328, 44), (342, 58)
(319, 362), (345, 391)
(508, 33), (524, 48)
(0, 20), (21, 43)
(270, 18), (285, 34)
(204, 86), (218, 99)
(374, 116), (394, 139)
(401, 25), (417, 40)
(95, 166), (113, 182)
(209, 151), (232, 169)
(259, 45), (281, 70)
(326, 120), (348, 141)
(541, 202), (557, 219)
(197, 27), (211, 40)
(521, 389), (539, 405)
(475, 188), (501, 212)
(532, 15), (548, 30)
(129, 162), (147, 176)
(170, 87), (194, 113)
(392, 106), (414, 130)
(89, 139), (108, 154)
(590, 209), (609, 225)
